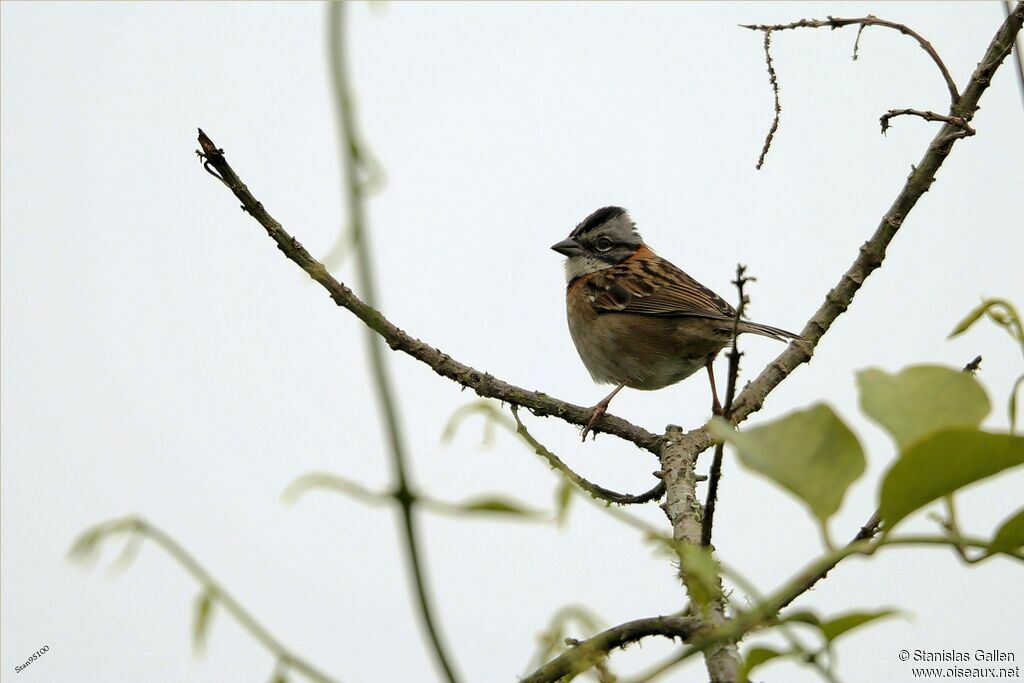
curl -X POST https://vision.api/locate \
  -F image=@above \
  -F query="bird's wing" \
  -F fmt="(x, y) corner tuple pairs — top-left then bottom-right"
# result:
(586, 253), (737, 320)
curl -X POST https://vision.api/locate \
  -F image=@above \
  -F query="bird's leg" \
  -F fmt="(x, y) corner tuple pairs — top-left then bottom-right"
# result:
(706, 357), (723, 416)
(582, 380), (628, 441)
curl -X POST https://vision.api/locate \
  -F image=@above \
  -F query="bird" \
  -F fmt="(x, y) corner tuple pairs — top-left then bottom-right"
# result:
(551, 206), (802, 440)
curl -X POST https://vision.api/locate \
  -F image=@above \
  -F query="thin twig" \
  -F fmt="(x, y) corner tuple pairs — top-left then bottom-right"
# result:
(194, 128), (661, 453)
(511, 406), (665, 505)
(880, 108), (976, 135)
(773, 511), (881, 612)
(519, 615), (700, 683)
(741, 16), (961, 105)
(701, 265), (750, 546)
(71, 517), (339, 683)
(852, 22), (868, 60)
(328, 6), (460, 683)
(755, 31), (781, 170)
(668, 3), (1024, 465)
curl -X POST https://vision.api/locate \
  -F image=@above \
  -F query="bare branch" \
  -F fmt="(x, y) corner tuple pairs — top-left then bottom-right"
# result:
(520, 615), (699, 683)
(194, 130), (661, 454)
(701, 265), (750, 546)
(755, 31), (781, 170)
(511, 407), (665, 505)
(880, 108), (976, 135)
(741, 16), (961, 105)
(672, 2), (1024, 463)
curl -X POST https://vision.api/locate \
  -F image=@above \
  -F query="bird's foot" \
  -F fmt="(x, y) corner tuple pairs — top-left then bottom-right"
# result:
(581, 404), (608, 441)
(711, 397), (724, 417)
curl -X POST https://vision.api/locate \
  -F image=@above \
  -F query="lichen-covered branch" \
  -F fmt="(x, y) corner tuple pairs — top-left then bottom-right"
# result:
(658, 428), (740, 681)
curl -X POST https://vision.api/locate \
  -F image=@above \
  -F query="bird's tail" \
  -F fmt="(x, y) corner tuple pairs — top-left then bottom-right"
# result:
(737, 320), (804, 342)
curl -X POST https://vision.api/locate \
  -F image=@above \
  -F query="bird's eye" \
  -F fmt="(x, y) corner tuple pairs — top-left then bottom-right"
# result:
(594, 237), (613, 252)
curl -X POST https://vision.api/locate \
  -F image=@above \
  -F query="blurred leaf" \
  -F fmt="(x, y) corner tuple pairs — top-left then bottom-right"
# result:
(782, 610), (821, 626)
(818, 609), (897, 643)
(949, 298), (1023, 344)
(440, 400), (508, 446)
(423, 494), (548, 522)
(738, 646), (784, 683)
(991, 507), (1024, 553)
(554, 479), (573, 527)
(710, 404), (865, 525)
(282, 472), (391, 507)
(457, 496), (544, 517)
(949, 300), (998, 338)
(192, 589), (215, 655)
(1011, 373), (1023, 435)
(857, 366), (990, 450)
(108, 532), (144, 575)
(676, 543), (721, 610)
(879, 429), (1024, 529)
(68, 526), (105, 565)
(527, 605), (604, 671)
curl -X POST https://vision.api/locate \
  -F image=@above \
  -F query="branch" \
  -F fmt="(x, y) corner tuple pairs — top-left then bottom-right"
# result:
(741, 16), (961, 105)
(659, 428), (740, 681)
(774, 511), (881, 612)
(519, 615), (699, 683)
(327, 6), (461, 682)
(511, 407), (665, 505)
(671, 2), (1024, 462)
(755, 31), (781, 170)
(195, 129), (661, 454)
(70, 517), (338, 683)
(879, 108), (975, 135)
(701, 265), (749, 546)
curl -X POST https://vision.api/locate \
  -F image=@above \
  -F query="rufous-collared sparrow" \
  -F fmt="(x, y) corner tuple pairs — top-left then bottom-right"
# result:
(552, 206), (802, 440)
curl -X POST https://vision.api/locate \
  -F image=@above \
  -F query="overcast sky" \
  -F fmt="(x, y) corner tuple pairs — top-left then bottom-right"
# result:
(2, 2), (1022, 682)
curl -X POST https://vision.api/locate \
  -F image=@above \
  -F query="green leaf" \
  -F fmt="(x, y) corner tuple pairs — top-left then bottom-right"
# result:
(192, 589), (215, 655)
(857, 366), (990, 450)
(818, 609), (897, 643)
(991, 507), (1024, 553)
(1010, 373), (1023, 435)
(710, 404), (865, 524)
(282, 472), (391, 507)
(440, 400), (507, 445)
(738, 646), (784, 683)
(782, 610), (821, 626)
(68, 527), (105, 565)
(949, 300), (998, 338)
(676, 543), (721, 610)
(456, 496), (544, 517)
(554, 479), (573, 527)
(879, 429), (1024, 528)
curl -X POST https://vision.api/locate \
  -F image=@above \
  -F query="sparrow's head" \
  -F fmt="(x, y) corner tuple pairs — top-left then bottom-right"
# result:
(551, 206), (643, 282)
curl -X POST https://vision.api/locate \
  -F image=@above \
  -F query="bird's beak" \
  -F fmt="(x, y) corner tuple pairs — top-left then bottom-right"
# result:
(551, 237), (584, 257)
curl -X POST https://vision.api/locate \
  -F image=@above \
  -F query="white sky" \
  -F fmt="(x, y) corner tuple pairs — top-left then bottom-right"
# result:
(2, 2), (1022, 682)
